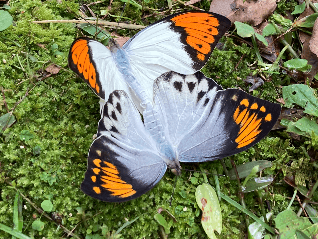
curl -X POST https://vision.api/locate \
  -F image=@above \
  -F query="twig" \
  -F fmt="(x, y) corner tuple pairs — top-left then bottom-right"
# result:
(231, 159), (250, 227)
(234, 53), (245, 71)
(174, 0), (202, 10)
(1, 87), (9, 112)
(33, 19), (146, 29)
(280, 39), (299, 59)
(309, 1), (318, 13)
(6, 181), (82, 239)
(87, 1), (103, 7)
(296, 195), (308, 217)
(297, 180), (318, 216)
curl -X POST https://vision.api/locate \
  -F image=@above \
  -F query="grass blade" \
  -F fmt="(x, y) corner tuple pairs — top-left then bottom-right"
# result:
(0, 223), (31, 239)
(220, 192), (275, 234)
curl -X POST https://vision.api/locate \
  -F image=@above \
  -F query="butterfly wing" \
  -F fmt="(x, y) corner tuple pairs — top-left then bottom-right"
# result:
(152, 72), (281, 163)
(124, 11), (231, 100)
(152, 71), (222, 146)
(177, 89), (281, 162)
(81, 91), (167, 202)
(68, 37), (131, 101)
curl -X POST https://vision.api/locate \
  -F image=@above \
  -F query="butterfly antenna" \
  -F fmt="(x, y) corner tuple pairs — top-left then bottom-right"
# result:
(118, 3), (127, 23)
(169, 176), (179, 206)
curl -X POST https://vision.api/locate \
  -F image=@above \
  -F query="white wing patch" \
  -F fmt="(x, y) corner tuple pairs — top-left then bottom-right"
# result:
(88, 41), (131, 101)
(153, 72), (222, 147)
(124, 22), (195, 101)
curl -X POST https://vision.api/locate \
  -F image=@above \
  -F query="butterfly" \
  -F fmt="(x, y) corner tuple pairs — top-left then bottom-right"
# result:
(68, 10), (231, 112)
(80, 71), (281, 202)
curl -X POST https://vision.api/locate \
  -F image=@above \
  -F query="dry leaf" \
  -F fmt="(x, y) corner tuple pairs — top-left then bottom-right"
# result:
(227, 0), (276, 26)
(111, 32), (130, 47)
(255, 22), (278, 62)
(309, 18), (318, 57)
(272, 108), (304, 130)
(299, 0), (318, 43)
(276, 98), (285, 105)
(209, 0), (234, 17)
(185, 0), (202, 5)
(301, 39), (318, 82)
(244, 76), (264, 91)
(115, 37), (130, 47)
(45, 64), (60, 75)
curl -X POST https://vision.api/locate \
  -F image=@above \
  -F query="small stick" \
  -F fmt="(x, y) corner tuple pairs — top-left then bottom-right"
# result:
(33, 19), (146, 29)
(1, 87), (9, 112)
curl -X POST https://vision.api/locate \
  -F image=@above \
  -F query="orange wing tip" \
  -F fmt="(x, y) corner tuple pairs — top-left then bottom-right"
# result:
(70, 38), (99, 93)
(232, 97), (277, 148)
(170, 12), (225, 64)
(89, 159), (137, 199)
(171, 13), (220, 27)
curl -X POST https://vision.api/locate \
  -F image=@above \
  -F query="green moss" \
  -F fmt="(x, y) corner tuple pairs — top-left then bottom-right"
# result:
(0, 0), (316, 238)
(276, 0), (298, 15)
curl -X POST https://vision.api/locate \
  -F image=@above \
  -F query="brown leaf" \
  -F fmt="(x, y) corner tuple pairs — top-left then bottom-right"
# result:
(185, 0), (202, 5)
(309, 18), (318, 57)
(272, 108), (304, 130)
(299, 0), (318, 43)
(255, 22), (278, 62)
(45, 64), (60, 75)
(301, 38), (318, 82)
(227, 0), (276, 26)
(115, 37), (130, 47)
(209, 0), (234, 17)
(111, 32), (130, 47)
(276, 98), (285, 105)
(243, 76), (264, 91)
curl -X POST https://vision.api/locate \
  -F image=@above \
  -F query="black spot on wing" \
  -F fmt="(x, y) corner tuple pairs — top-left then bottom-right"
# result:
(116, 102), (122, 114)
(163, 71), (174, 82)
(187, 82), (196, 93)
(173, 81), (183, 92)
(110, 126), (119, 133)
(113, 91), (120, 99)
(97, 120), (107, 137)
(111, 111), (117, 121)
(204, 98), (210, 106)
(197, 91), (206, 102)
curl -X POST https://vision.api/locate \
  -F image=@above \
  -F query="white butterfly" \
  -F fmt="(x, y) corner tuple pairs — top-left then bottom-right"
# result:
(68, 11), (280, 202)
(80, 71), (281, 202)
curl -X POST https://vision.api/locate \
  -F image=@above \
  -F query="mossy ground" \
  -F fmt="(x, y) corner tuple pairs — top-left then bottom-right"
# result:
(0, 0), (316, 238)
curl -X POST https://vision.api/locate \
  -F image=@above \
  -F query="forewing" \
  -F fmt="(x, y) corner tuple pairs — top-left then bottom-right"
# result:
(68, 37), (130, 100)
(177, 89), (281, 162)
(81, 91), (166, 202)
(124, 11), (231, 100)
